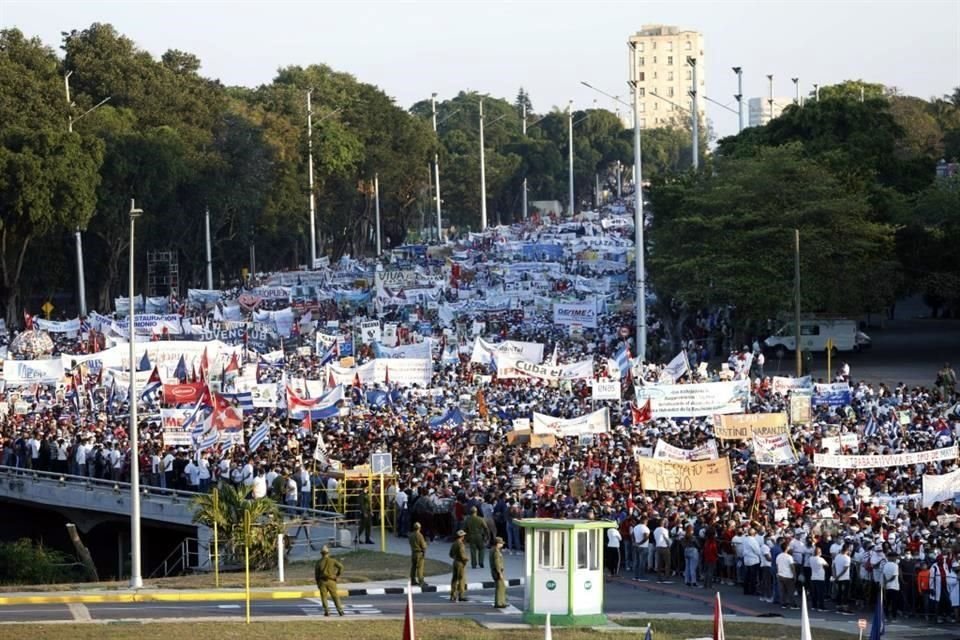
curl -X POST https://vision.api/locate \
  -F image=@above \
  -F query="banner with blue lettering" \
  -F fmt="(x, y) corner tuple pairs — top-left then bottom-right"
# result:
(813, 383), (852, 407)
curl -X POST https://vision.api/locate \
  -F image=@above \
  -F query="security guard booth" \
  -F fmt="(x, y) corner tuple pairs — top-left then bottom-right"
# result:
(517, 519), (614, 626)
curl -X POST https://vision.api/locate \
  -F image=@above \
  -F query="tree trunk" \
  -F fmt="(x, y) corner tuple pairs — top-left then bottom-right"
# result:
(65, 523), (99, 582)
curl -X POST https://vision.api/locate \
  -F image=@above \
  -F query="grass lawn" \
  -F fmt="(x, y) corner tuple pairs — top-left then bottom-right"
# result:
(0, 550), (449, 591)
(0, 619), (856, 640)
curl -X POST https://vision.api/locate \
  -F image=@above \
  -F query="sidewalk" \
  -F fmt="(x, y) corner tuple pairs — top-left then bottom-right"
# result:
(0, 529), (527, 606)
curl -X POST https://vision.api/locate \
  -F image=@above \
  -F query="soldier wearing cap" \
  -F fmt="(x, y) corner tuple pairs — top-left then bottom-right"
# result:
(490, 536), (507, 608)
(314, 545), (344, 616)
(409, 521), (429, 587)
(449, 530), (469, 601)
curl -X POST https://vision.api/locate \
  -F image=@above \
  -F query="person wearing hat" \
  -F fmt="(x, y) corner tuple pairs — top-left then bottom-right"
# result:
(490, 536), (507, 608)
(465, 506), (488, 569)
(449, 530), (469, 602)
(314, 546), (344, 616)
(409, 522), (429, 587)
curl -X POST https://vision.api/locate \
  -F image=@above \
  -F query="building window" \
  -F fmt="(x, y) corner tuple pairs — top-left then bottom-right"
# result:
(652, 71), (657, 80)
(639, 103), (645, 112)
(637, 72), (645, 82)
(538, 531), (566, 570)
(667, 71), (674, 81)
(637, 88), (645, 97)
(639, 117), (646, 127)
(651, 41), (656, 50)
(637, 42), (644, 52)
(653, 102), (658, 111)
(576, 531), (599, 570)
(667, 56), (673, 65)
(685, 41), (692, 51)
(638, 56), (645, 66)
(668, 87), (674, 97)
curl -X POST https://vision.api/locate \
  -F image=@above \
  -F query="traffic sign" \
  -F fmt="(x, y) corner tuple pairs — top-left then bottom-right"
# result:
(857, 619), (866, 630)
(41, 301), (54, 319)
(370, 452), (393, 475)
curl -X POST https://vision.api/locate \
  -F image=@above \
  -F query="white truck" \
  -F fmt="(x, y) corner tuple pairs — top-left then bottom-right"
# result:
(764, 319), (871, 358)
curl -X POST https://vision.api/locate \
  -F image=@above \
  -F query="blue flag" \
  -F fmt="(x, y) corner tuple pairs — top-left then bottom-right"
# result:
(174, 355), (188, 383)
(138, 350), (152, 372)
(429, 407), (465, 429)
(868, 589), (885, 640)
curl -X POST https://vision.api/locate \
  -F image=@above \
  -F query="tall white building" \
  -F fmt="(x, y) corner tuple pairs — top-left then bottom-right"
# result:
(627, 25), (705, 130)
(747, 97), (793, 127)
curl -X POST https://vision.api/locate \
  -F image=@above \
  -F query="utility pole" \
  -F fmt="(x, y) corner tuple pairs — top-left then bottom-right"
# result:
(629, 44), (647, 362)
(374, 173), (381, 256)
(521, 103), (528, 220)
(430, 93), (442, 240)
(813, 83), (820, 102)
(687, 58), (699, 170)
(567, 100), (575, 215)
(616, 161), (622, 198)
(767, 74), (775, 124)
(204, 206), (213, 289)
(128, 199), (144, 589)
(306, 90), (317, 267)
(795, 229), (802, 377)
(792, 77), (800, 105)
(733, 67), (744, 133)
(479, 99), (487, 230)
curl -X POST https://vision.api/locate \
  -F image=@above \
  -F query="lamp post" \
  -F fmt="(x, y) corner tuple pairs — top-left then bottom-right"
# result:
(732, 67), (744, 133)
(431, 93), (443, 241)
(792, 77), (800, 105)
(567, 100), (575, 215)
(813, 83), (820, 102)
(479, 98), (487, 230)
(687, 57), (699, 170)
(204, 206), (213, 289)
(306, 90), (317, 268)
(767, 74), (775, 124)
(374, 173), (381, 256)
(65, 71), (110, 317)
(128, 198), (144, 589)
(521, 103), (528, 220)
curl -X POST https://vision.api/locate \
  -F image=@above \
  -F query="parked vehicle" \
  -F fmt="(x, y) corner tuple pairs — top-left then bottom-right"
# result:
(764, 319), (871, 359)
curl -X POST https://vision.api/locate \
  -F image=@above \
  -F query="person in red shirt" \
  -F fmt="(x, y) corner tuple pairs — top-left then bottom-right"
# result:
(703, 528), (720, 589)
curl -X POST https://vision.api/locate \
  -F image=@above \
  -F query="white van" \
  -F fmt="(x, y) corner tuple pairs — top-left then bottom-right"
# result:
(764, 319), (871, 358)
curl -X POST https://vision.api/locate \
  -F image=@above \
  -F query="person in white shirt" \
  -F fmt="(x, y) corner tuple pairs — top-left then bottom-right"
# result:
(742, 527), (762, 596)
(653, 521), (671, 583)
(297, 466), (311, 509)
(606, 525), (622, 577)
(882, 551), (901, 620)
(150, 452), (161, 487)
(759, 538), (773, 601)
(808, 546), (829, 611)
(251, 469), (268, 499)
(284, 475), (298, 508)
(241, 460), (255, 491)
(632, 516), (651, 580)
(184, 459), (200, 490)
(832, 545), (852, 612)
(776, 544), (798, 609)
(162, 450), (175, 489)
(198, 455), (211, 492)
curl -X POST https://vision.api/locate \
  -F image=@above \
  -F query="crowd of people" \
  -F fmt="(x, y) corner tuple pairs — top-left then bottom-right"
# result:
(0, 198), (958, 628)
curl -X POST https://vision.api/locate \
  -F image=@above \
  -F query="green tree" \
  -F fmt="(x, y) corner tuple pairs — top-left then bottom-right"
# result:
(192, 485), (286, 570)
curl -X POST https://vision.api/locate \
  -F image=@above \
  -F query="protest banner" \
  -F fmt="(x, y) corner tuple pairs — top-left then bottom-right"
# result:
(532, 408), (609, 436)
(771, 375), (813, 396)
(514, 358), (594, 382)
(506, 431), (557, 447)
(360, 320), (381, 344)
(713, 413), (789, 440)
(653, 439), (719, 462)
(552, 300), (598, 329)
(752, 434), (798, 466)
(512, 418), (530, 431)
(592, 380), (621, 401)
(636, 457), (734, 493)
(160, 408), (194, 446)
(821, 433), (860, 454)
(815, 445), (959, 470)
(375, 340), (432, 360)
(789, 394), (812, 425)
(163, 383), (205, 405)
(250, 383), (279, 408)
(470, 338), (544, 364)
(34, 318), (81, 334)
(326, 358), (432, 388)
(813, 383), (852, 407)
(634, 380), (749, 418)
(3, 359), (64, 385)
(922, 469), (960, 507)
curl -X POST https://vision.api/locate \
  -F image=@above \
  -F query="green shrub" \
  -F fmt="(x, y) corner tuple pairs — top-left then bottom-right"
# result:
(0, 538), (75, 584)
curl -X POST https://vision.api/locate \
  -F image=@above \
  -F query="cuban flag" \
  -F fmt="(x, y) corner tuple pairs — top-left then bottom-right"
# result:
(218, 391), (254, 413)
(221, 439), (235, 455)
(318, 340), (339, 367)
(864, 413), (879, 437)
(198, 426), (220, 453)
(140, 366), (162, 405)
(183, 389), (214, 438)
(300, 410), (312, 435)
(65, 377), (80, 413)
(608, 344), (631, 381)
(248, 420), (271, 453)
(288, 384), (343, 420)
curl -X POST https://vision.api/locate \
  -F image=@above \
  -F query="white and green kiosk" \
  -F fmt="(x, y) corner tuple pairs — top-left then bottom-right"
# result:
(516, 518), (615, 626)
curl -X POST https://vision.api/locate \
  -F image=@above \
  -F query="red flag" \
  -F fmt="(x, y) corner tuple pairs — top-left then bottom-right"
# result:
(352, 373), (362, 389)
(301, 410), (312, 434)
(631, 399), (652, 425)
(402, 582), (416, 640)
(713, 592), (725, 640)
(326, 368), (336, 390)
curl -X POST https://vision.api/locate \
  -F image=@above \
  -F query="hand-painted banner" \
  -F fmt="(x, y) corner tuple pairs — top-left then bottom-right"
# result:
(552, 300), (598, 329)
(3, 359), (64, 385)
(814, 445), (958, 469)
(634, 380), (749, 418)
(923, 469), (960, 507)
(813, 383), (852, 407)
(160, 408), (194, 446)
(636, 457), (733, 493)
(326, 358), (432, 388)
(592, 380), (621, 401)
(752, 434), (798, 466)
(713, 413), (789, 440)
(34, 318), (81, 333)
(374, 340), (432, 360)
(653, 439), (719, 462)
(821, 433), (860, 454)
(771, 375), (813, 396)
(532, 407), (609, 437)
(514, 358), (594, 382)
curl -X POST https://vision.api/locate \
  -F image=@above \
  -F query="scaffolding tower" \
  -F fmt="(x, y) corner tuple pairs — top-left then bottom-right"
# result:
(147, 250), (179, 298)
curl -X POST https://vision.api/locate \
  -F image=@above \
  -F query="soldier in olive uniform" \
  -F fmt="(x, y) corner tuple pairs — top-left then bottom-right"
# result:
(449, 529), (469, 601)
(409, 521), (429, 587)
(490, 536), (508, 608)
(314, 545), (344, 616)
(464, 506), (488, 568)
(358, 486), (373, 544)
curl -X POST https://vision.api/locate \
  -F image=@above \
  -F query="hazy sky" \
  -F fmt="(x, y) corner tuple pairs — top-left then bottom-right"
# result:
(3, 0), (959, 138)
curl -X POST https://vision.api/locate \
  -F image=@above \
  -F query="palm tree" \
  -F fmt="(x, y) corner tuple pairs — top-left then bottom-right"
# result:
(192, 484), (286, 569)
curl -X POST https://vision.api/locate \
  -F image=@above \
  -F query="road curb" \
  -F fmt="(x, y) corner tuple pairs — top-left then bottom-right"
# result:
(607, 576), (763, 617)
(0, 578), (524, 606)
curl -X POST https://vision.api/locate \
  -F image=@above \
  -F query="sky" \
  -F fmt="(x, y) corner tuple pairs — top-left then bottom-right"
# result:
(3, 0), (959, 138)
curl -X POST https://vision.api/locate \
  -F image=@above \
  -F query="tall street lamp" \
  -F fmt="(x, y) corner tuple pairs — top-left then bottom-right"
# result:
(430, 93), (443, 241)
(687, 57), (699, 170)
(128, 198), (144, 589)
(65, 71), (110, 317)
(567, 100), (575, 215)
(732, 67), (744, 133)
(479, 99), (487, 230)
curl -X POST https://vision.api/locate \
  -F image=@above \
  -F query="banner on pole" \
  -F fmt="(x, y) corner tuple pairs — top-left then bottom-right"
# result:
(532, 408), (609, 437)
(713, 413), (789, 440)
(591, 380), (621, 401)
(815, 445), (958, 470)
(752, 434), (798, 466)
(636, 457), (733, 493)
(652, 439), (719, 462)
(634, 380), (749, 418)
